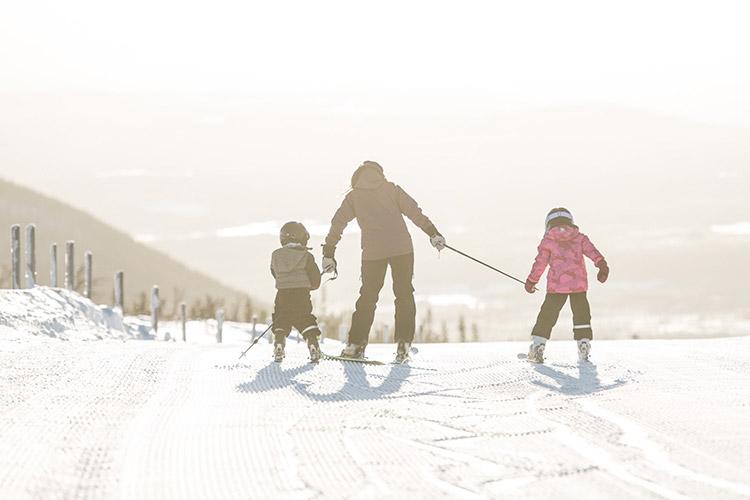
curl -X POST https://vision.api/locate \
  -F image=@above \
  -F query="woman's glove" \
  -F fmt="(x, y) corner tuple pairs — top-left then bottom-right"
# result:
(321, 244), (337, 274)
(430, 234), (446, 251)
(322, 257), (337, 274)
(525, 279), (537, 294)
(596, 260), (609, 283)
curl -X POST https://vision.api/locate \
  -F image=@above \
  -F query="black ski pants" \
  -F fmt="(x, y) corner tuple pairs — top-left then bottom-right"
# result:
(531, 292), (593, 340)
(348, 252), (415, 346)
(272, 288), (320, 343)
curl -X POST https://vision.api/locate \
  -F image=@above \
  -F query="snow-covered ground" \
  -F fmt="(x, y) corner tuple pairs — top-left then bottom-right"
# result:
(1, 287), (749, 499)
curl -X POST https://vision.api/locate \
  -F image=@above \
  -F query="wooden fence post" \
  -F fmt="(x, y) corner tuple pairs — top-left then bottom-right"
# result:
(25, 224), (36, 288)
(217, 309), (224, 343)
(339, 324), (347, 343)
(181, 302), (187, 342)
(151, 285), (159, 334)
(251, 315), (257, 341)
(267, 317), (273, 343)
(383, 324), (390, 344)
(65, 241), (75, 291)
(50, 243), (58, 287)
(84, 251), (92, 299)
(11, 225), (21, 289)
(114, 271), (124, 312)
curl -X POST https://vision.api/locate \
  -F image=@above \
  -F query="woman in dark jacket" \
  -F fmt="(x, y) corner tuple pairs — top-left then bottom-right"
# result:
(322, 161), (445, 362)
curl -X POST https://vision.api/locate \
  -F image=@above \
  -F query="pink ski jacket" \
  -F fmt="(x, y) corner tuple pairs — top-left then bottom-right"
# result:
(527, 226), (605, 294)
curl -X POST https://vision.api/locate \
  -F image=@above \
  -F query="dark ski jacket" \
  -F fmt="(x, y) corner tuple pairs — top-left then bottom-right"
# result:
(324, 168), (438, 261)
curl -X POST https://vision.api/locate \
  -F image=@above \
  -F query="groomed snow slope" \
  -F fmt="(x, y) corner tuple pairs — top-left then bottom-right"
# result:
(1, 288), (749, 499)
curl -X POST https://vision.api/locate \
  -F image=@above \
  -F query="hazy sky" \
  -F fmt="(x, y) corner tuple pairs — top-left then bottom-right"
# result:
(2, 1), (748, 329)
(2, 0), (750, 125)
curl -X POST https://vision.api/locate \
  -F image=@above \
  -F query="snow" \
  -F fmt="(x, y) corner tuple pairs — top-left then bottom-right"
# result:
(1, 287), (749, 499)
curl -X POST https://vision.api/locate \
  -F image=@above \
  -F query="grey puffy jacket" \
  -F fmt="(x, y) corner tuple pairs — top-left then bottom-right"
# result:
(271, 245), (321, 290)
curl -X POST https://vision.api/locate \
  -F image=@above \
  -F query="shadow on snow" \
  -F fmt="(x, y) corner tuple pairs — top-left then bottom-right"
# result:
(531, 362), (626, 396)
(237, 360), (412, 402)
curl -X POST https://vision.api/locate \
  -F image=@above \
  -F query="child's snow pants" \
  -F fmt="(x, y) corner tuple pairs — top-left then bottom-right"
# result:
(272, 288), (320, 342)
(531, 292), (593, 340)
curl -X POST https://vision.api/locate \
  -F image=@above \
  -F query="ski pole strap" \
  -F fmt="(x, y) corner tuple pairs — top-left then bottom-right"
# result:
(320, 267), (338, 286)
(444, 245), (527, 286)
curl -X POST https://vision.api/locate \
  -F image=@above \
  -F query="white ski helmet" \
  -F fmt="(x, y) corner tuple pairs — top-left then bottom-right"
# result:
(544, 207), (575, 233)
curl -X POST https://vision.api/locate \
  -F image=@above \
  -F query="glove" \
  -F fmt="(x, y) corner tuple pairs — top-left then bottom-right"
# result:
(525, 279), (537, 294)
(596, 260), (609, 283)
(430, 234), (446, 251)
(322, 257), (337, 274)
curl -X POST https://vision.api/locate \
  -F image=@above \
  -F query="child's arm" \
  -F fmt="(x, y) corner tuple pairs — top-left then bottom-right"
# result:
(582, 235), (609, 283)
(526, 241), (550, 292)
(306, 253), (322, 290)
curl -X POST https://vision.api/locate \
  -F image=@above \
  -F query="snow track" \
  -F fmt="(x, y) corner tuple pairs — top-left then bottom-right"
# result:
(1, 334), (749, 499)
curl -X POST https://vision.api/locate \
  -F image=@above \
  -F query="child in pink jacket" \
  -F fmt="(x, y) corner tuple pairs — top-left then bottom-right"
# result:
(524, 207), (609, 363)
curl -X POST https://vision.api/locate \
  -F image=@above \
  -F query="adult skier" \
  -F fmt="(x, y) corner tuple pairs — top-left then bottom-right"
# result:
(321, 161), (445, 363)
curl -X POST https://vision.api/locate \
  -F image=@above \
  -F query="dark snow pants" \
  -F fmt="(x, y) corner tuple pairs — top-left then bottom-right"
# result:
(272, 288), (320, 343)
(531, 292), (593, 340)
(348, 252), (415, 346)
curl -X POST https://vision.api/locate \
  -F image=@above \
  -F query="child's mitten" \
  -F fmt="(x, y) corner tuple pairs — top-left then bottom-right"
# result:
(596, 260), (609, 283)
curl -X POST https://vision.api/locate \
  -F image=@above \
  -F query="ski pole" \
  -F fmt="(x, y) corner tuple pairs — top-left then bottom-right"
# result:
(239, 323), (273, 359)
(444, 244), (533, 289)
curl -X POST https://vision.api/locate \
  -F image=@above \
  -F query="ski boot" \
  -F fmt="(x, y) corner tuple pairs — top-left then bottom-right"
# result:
(273, 336), (285, 363)
(306, 335), (321, 363)
(340, 343), (366, 359)
(394, 340), (411, 364)
(578, 338), (591, 362)
(527, 337), (546, 364)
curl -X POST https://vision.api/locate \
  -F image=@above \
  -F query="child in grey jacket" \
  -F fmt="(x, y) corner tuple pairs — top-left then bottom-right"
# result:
(270, 221), (322, 363)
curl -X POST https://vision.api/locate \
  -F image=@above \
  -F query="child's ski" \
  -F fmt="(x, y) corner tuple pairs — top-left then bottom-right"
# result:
(322, 353), (386, 365)
(517, 352), (543, 364)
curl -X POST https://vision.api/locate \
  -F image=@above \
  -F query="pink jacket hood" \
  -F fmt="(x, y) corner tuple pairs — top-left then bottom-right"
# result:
(527, 226), (605, 294)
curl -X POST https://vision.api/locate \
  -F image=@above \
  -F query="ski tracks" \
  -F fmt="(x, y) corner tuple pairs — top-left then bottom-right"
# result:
(0, 338), (178, 499)
(2, 338), (750, 499)
(516, 339), (750, 499)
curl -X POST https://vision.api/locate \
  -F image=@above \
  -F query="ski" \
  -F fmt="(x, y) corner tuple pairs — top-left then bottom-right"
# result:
(321, 352), (386, 365)
(517, 352), (543, 364)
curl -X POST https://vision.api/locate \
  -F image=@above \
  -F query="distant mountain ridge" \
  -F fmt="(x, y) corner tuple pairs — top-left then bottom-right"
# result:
(0, 178), (262, 317)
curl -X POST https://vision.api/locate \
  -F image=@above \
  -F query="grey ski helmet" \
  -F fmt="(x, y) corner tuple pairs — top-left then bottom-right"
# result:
(280, 221), (310, 246)
(545, 207), (574, 233)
